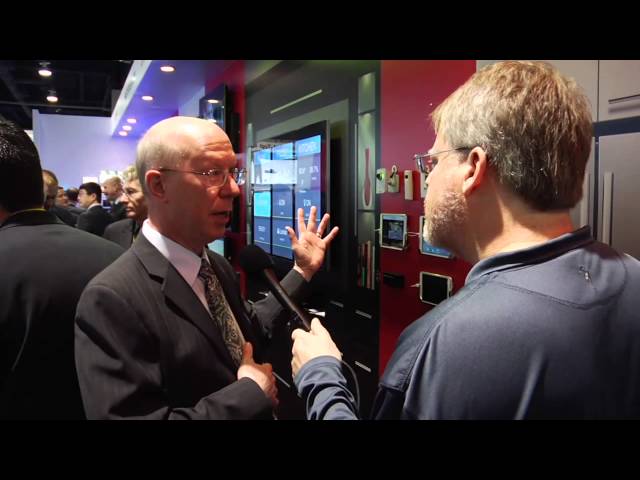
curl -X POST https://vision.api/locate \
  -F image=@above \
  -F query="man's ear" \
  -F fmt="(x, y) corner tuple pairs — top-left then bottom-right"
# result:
(145, 170), (166, 201)
(462, 147), (489, 197)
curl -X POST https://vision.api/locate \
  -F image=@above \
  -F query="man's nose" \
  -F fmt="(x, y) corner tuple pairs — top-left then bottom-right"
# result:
(222, 176), (241, 197)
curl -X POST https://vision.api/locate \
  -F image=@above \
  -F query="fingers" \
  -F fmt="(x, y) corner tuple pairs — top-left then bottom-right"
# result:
(297, 208), (306, 234)
(310, 318), (332, 341)
(307, 206), (318, 232)
(322, 226), (340, 245)
(241, 342), (253, 363)
(316, 213), (329, 236)
(291, 327), (305, 341)
(285, 226), (298, 248)
(310, 317), (323, 334)
(265, 369), (278, 407)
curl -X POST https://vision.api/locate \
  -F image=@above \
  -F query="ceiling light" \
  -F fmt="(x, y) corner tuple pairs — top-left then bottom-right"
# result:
(160, 65), (176, 73)
(122, 125), (132, 131)
(46, 91), (58, 103)
(141, 95), (154, 101)
(38, 61), (52, 77)
(126, 118), (137, 124)
(118, 131), (128, 137)
(207, 99), (220, 104)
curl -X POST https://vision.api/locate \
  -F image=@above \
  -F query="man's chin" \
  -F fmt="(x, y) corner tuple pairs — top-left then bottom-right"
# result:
(206, 227), (226, 242)
(424, 228), (447, 251)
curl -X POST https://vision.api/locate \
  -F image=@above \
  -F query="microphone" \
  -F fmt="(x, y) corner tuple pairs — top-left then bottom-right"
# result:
(239, 245), (312, 331)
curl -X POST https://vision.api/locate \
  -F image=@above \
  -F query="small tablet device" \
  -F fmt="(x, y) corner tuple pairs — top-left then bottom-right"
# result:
(418, 216), (454, 258)
(419, 271), (453, 306)
(380, 213), (407, 250)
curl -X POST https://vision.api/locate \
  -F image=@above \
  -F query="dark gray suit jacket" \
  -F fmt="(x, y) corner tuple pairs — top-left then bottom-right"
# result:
(50, 205), (76, 227)
(75, 233), (310, 419)
(0, 210), (123, 419)
(76, 205), (113, 236)
(103, 218), (139, 250)
(109, 201), (127, 221)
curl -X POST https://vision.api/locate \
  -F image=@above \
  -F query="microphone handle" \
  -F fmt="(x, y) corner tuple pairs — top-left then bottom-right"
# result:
(263, 269), (312, 331)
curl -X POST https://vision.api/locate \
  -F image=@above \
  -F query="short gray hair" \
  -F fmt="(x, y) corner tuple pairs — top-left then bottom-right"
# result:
(122, 165), (138, 183)
(135, 133), (189, 195)
(103, 176), (123, 189)
(432, 61), (593, 211)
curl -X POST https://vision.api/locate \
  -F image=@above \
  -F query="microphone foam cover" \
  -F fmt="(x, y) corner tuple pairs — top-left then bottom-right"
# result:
(238, 244), (275, 274)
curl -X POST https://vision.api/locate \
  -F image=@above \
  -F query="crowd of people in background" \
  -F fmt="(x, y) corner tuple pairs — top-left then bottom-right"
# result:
(39, 169), (142, 241)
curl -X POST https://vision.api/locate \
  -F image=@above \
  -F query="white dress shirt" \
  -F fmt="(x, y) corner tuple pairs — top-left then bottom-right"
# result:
(140, 220), (245, 344)
(141, 219), (212, 313)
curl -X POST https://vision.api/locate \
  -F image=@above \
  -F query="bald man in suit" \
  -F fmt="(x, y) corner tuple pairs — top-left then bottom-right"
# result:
(75, 117), (338, 419)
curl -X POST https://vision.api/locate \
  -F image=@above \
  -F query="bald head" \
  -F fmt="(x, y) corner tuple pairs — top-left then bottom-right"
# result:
(102, 175), (123, 202)
(135, 116), (240, 253)
(136, 116), (232, 195)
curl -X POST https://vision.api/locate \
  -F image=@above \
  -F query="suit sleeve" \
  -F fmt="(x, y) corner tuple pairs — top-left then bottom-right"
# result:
(102, 223), (116, 242)
(76, 213), (90, 232)
(246, 269), (311, 338)
(75, 283), (272, 419)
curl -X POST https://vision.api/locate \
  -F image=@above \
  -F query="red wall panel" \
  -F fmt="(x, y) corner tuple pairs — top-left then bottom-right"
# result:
(205, 61), (248, 291)
(379, 60), (476, 373)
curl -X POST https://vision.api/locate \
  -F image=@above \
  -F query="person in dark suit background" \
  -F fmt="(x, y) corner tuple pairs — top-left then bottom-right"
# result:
(0, 120), (123, 420)
(103, 165), (148, 249)
(75, 116), (338, 419)
(55, 185), (70, 207)
(57, 186), (84, 222)
(76, 182), (113, 236)
(65, 187), (81, 208)
(102, 175), (127, 221)
(42, 169), (76, 227)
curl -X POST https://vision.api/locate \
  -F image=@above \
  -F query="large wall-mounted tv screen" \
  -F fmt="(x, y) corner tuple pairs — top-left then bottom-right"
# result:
(253, 189), (272, 253)
(251, 121), (329, 261)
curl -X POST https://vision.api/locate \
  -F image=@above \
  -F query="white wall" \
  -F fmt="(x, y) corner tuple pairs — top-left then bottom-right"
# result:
(32, 110), (138, 189)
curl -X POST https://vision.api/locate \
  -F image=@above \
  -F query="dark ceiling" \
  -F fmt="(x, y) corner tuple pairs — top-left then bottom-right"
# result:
(0, 60), (132, 130)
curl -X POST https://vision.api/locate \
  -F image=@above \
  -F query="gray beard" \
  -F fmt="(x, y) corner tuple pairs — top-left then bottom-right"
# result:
(423, 190), (467, 252)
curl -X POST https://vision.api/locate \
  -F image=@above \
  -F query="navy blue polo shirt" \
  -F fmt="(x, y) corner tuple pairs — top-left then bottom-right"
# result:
(295, 227), (640, 419)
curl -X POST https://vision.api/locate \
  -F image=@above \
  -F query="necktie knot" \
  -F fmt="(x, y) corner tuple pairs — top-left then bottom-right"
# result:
(198, 257), (215, 284)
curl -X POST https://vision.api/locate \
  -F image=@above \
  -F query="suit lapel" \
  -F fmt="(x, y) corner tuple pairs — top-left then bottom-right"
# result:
(132, 235), (237, 372)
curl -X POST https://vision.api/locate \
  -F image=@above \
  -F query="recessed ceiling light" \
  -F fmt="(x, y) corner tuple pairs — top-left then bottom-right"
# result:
(122, 125), (132, 131)
(38, 61), (52, 77)
(141, 95), (154, 101)
(160, 65), (176, 73)
(126, 118), (137, 124)
(118, 131), (128, 137)
(46, 93), (58, 103)
(207, 99), (220, 104)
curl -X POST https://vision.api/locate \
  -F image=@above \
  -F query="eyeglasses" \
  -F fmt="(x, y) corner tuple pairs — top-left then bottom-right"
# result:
(123, 187), (141, 198)
(414, 147), (472, 175)
(156, 167), (246, 187)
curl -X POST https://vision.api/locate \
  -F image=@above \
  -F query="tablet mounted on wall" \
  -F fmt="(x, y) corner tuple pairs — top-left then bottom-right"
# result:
(419, 271), (453, 306)
(380, 213), (407, 250)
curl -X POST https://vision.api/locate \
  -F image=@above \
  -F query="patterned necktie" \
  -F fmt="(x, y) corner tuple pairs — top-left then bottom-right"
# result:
(198, 258), (244, 367)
